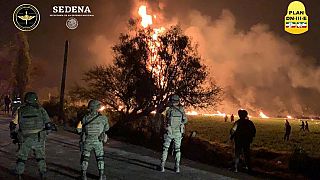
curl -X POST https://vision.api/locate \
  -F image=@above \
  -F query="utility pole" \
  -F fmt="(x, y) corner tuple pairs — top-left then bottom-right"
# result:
(59, 40), (69, 126)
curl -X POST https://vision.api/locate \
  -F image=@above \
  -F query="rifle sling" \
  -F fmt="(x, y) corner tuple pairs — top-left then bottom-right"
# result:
(82, 113), (101, 128)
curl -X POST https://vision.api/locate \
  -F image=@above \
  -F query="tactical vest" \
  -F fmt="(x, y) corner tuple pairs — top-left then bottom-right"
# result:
(167, 106), (184, 130)
(18, 105), (44, 134)
(83, 114), (104, 137)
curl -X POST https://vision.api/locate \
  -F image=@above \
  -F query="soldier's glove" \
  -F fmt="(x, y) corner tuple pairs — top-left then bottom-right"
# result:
(45, 122), (58, 131)
(10, 131), (19, 144)
(103, 134), (108, 143)
(9, 121), (17, 132)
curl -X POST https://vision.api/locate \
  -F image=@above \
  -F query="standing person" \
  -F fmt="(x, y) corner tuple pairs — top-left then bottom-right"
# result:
(300, 120), (305, 132)
(76, 100), (109, 180)
(230, 109), (256, 173)
(4, 95), (11, 114)
(224, 114), (228, 122)
(11, 96), (22, 116)
(9, 92), (53, 179)
(159, 94), (187, 173)
(305, 121), (309, 132)
(230, 114), (235, 122)
(284, 119), (291, 141)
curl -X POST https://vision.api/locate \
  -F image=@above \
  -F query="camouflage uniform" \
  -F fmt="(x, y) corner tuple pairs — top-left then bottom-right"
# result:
(9, 92), (51, 179)
(160, 95), (187, 173)
(77, 100), (109, 180)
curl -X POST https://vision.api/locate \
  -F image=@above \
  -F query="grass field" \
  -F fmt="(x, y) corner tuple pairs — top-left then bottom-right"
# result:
(186, 116), (320, 157)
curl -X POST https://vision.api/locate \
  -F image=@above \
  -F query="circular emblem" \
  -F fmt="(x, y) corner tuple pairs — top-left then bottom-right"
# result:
(13, 4), (40, 31)
(66, 17), (78, 30)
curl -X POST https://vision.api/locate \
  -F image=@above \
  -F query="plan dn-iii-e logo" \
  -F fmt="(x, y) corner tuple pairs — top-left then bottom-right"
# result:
(13, 4), (40, 31)
(284, 1), (308, 34)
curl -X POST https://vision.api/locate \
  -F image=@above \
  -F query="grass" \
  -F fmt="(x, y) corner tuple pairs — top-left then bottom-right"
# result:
(186, 116), (320, 157)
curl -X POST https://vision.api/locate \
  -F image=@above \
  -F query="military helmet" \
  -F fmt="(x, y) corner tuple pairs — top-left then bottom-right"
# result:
(88, 99), (101, 111)
(170, 94), (180, 102)
(24, 92), (38, 104)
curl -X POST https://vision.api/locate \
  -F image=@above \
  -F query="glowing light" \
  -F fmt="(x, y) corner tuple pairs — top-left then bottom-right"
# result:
(137, 5), (166, 87)
(138, 5), (153, 28)
(287, 115), (293, 119)
(151, 111), (156, 114)
(186, 111), (198, 116)
(99, 105), (106, 112)
(259, 111), (269, 119)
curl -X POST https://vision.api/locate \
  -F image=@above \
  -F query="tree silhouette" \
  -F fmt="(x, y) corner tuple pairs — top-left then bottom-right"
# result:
(71, 25), (221, 120)
(12, 32), (31, 97)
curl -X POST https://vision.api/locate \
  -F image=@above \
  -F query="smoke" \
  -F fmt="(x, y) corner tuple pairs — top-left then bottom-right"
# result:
(85, 2), (320, 116)
(178, 10), (320, 116)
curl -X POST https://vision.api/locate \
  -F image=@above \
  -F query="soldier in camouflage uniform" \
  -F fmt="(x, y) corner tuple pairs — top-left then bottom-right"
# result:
(9, 92), (52, 180)
(160, 94), (187, 173)
(77, 100), (109, 180)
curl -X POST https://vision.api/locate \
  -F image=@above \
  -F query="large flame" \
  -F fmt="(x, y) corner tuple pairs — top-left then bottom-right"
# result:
(137, 5), (166, 87)
(259, 111), (269, 118)
(138, 5), (153, 28)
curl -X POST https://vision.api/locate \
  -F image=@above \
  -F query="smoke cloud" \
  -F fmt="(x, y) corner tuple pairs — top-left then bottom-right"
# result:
(180, 10), (320, 116)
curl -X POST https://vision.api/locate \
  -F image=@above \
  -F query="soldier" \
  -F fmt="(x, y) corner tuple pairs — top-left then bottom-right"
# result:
(159, 94), (187, 173)
(9, 92), (53, 179)
(76, 100), (109, 180)
(284, 119), (291, 141)
(230, 109), (256, 173)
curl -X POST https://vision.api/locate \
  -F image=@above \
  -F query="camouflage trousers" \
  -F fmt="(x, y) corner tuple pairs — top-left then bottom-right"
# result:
(81, 138), (104, 171)
(161, 129), (183, 165)
(16, 137), (46, 175)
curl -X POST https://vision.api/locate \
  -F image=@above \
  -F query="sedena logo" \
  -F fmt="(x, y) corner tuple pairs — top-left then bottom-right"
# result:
(284, 1), (308, 34)
(13, 4), (40, 31)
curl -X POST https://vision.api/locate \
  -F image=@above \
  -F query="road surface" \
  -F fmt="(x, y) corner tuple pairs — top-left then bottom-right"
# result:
(0, 115), (258, 180)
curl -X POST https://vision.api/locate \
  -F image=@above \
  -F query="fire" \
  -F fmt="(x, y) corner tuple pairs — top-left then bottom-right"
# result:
(137, 5), (166, 87)
(259, 111), (269, 119)
(186, 111), (198, 116)
(99, 105), (106, 112)
(138, 5), (153, 28)
(287, 115), (293, 119)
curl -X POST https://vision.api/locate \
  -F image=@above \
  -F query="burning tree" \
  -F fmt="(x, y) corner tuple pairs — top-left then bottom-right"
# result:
(71, 24), (221, 120)
(71, 5), (221, 120)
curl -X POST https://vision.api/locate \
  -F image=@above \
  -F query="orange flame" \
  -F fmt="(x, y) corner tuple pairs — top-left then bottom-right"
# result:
(138, 5), (153, 28)
(99, 105), (106, 112)
(259, 111), (269, 118)
(287, 115), (293, 119)
(186, 111), (198, 116)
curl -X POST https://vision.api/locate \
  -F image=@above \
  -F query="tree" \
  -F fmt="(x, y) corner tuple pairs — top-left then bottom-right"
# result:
(71, 25), (222, 120)
(12, 32), (31, 97)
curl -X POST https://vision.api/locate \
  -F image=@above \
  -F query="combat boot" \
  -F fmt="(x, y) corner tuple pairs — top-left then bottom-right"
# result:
(81, 171), (87, 180)
(40, 172), (47, 180)
(99, 170), (106, 180)
(159, 162), (165, 172)
(17, 174), (22, 180)
(174, 163), (180, 173)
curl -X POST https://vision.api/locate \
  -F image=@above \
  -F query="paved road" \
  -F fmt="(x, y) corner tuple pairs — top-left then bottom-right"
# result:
(0, 115), (258, 180)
